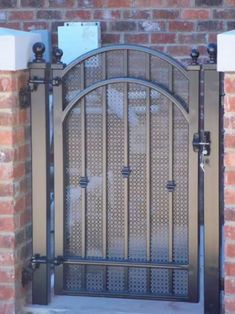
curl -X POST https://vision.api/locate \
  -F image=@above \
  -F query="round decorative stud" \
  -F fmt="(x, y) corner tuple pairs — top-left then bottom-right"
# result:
(190, 48), (199, 65)
(207, 43), (217, 64)
(32, 42), (45, 63)
(53, 47), (63, 64)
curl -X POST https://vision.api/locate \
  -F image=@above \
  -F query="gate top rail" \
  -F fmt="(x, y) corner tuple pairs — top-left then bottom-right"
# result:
(61, 44), (188, 79)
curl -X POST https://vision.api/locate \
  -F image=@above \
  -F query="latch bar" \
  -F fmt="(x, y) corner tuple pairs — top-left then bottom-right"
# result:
(192, 131), (210, 156)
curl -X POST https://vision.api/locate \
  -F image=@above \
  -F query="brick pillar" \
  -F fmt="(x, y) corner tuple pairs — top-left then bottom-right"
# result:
(224, 73), (235, 313)
(0, 70), (31, 313)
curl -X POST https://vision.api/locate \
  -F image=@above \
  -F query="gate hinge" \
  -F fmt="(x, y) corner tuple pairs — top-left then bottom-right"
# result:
(22, 254), (64, 287)
(192, 131), (210, 156)
(19, 84), (34, 108)
(31, 254), (64, 269)
(19, 76), (62, 108)
(29, 76), (62, 87)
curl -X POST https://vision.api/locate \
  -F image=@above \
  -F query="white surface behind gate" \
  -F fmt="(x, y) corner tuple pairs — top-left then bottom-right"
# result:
(58, 22), (101, 65)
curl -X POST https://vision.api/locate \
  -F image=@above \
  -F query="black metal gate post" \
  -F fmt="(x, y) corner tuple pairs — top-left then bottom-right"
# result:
(187, 55), (201, 303)
(51, 49), (65, 295)
(30, 43), (51, 305)
(203, 45), (221, 314)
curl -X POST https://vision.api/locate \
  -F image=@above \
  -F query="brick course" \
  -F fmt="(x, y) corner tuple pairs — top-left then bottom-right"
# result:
(0, 70), (31, 313)
(0, 0), (234, 60)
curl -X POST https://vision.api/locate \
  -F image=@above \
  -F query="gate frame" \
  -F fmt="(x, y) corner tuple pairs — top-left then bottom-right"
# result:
(29, 43), (221, 313)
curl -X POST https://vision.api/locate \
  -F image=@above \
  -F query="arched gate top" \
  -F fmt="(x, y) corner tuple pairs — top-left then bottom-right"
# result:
(62, 77), (189, 122)
(61, 44), (188, 79)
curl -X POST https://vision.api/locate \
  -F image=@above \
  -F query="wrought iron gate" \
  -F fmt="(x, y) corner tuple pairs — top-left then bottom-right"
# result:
(29, 43), (221, 313)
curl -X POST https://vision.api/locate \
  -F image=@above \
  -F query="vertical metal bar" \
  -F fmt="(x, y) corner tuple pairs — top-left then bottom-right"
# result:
(102, 53), (107, 291)
(146, 54), (151, 262)
(203, 64), (220, 314)
(31, 62), (51, 305)
(102, 53), (107, 259)
(187, 64), (200, 302)
(146, 92), (151, 261)
(80, 62), (87, 290)
(124, 50), (129, 291)
(53, 62), (65, 295)
(145, 54), (151, 294)
(81, 62), (86, 259)
(168, 65), (174, 295)
(124, 87), (129, 261)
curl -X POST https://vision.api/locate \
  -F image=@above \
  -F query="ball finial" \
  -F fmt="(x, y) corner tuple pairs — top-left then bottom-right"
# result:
(207, 43), (217, 64)
(32, 42), (45, 63)
(190, 48), (199, 65)
(53, 47), (63, 64)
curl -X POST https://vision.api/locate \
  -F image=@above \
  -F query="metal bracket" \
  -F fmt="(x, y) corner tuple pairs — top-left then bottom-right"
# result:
(166, 180), (176, 192)
(192, 131), (210, 156)
(121, 166), (131, 178)
(79, 176), (89, 188)
(29, 76), (62, 87)
(31, 254), (64, 269)
(20, 76), (62, 108)
(19, 86), (32, 108)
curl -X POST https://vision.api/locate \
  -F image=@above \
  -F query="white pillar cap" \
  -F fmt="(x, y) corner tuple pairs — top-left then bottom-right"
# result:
(218, 30), (235, 72)
(0, 28), (42, 71)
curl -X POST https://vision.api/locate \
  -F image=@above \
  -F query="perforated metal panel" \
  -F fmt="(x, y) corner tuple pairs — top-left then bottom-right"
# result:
(55, 46), (199, 302)
(107, 83), (125, 259)
(129, 83), (147, 261)
(64, 104), (82, 256)
(151, 93), (169, 263)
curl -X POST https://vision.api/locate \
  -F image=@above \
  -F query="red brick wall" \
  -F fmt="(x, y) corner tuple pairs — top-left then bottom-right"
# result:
(0, 0), (234, 60)
(224, 73), (235, 313)
(0, 70), (31, 313)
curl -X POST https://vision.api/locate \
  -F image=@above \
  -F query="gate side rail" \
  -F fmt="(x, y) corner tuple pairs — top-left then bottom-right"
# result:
(203, 44), (221, 314)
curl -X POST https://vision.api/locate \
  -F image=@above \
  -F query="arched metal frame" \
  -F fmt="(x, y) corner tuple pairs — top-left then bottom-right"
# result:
(62, 44), (188, 79)
(62, 77), (189, 122)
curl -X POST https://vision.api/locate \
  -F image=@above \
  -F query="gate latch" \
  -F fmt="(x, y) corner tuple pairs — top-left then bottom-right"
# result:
(192, 131), (210, 156)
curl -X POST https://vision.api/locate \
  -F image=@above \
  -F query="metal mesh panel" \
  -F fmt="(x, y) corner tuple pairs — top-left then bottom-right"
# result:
(107, 83), (125, 259)
(173, 107), (189, 263)
(86, 266), (105, 292)
(106, 50), (125, 78)
(150, 56), (170, 87)
(173, 270), (188, 296)
(173, 68), (189, 110)
(150, 92), (169, 263)
(151, 269), (170, 295)
(64, 103), (82, 256)
(86, 88), (103, 258)
(85, 54), (103, 87)
(64, 265), (83, 290)
(63, 64), (82, 107)
(129, 83), (147, 261)
(129, 268), (147, 294)
(128, 51), (147, 80)
(107, 267), (125, 292)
